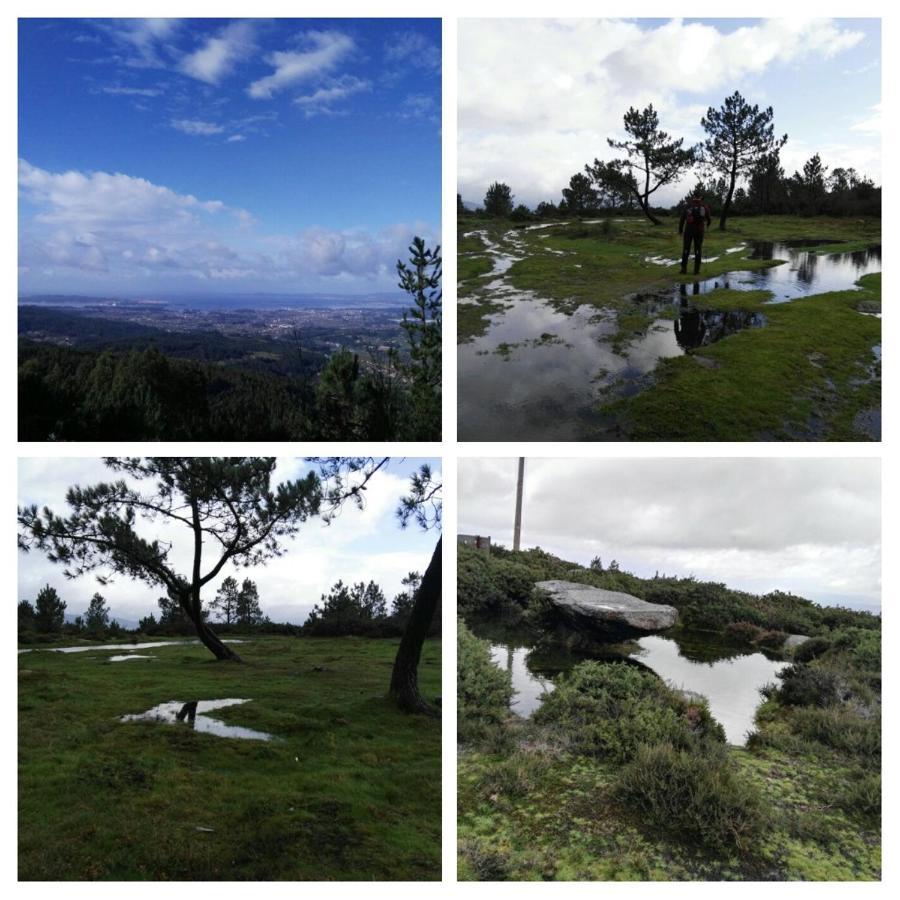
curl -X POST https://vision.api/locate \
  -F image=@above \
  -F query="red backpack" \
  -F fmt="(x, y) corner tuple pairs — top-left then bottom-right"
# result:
(686, 201), (706, 225)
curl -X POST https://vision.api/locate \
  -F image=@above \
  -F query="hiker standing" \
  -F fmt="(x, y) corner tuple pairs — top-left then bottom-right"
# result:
(678, 195), (712, 274)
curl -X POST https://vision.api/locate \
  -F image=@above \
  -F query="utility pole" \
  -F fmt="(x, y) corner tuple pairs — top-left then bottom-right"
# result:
(513, 457), (525, 552)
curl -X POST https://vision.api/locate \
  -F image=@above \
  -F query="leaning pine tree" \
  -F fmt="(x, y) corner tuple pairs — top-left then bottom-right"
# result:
(17, 457), (322, 661)
(587, 104), (695, 225)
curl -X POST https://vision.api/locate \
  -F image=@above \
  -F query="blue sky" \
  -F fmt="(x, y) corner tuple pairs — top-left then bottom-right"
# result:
(18, 457), (442, 625)
(19, 19), (441, 295)
(459, 17), (881, 208)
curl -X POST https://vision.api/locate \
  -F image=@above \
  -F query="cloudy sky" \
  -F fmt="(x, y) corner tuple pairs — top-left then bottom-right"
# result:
(19, 18), (440, 296)
(458, 18), (881, 209)
(458, 458), (881, 612)
(18, 457), (441, 625)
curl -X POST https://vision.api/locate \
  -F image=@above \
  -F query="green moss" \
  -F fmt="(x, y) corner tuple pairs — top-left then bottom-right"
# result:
(459, 255), (494, 282)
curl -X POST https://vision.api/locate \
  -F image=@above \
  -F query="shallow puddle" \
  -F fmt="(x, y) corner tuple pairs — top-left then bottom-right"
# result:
(458, 296), (683, 440)
(483, 628), (786, 745)
(120, 698), (274, 741)
(689, 241), (880, 303)
(109, 654), (155, 662)
(41, 639), (246, 654)
(458, 237), (880, 440)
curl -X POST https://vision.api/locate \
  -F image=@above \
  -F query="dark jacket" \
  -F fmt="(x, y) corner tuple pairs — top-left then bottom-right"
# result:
(679, 202), (712, 234)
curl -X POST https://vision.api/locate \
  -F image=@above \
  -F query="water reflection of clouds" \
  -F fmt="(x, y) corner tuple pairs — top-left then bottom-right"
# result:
(487, 633), (786, 745)
(459, 242), (881, 439)
(635, 636), (788, 745)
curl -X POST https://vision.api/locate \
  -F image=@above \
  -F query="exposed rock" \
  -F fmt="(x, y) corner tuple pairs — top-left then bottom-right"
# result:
(536, 580), (677, 636)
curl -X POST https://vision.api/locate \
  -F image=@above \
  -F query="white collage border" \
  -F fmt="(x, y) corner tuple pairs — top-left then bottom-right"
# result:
(4, 0), (896, 895)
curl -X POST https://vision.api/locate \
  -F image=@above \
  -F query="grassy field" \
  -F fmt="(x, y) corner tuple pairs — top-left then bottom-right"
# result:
(18, 635), (441, 881)
(457, 214), (881, 440)
(599, 274), (880, 440)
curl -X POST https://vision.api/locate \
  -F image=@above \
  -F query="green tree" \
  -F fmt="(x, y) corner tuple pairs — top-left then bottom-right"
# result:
(589, 104), (695, 225)
(561, 172), (599, 216)
(34, 584), (66, 633)
(392, 571), (422, 628)
(157, 592), (197, 633)
(800, 153), (828, 215)
(84, 592), (110, 635)
(748, 150), (787, 214)
(304, 580), (388, 636)
(236, 578), (264, 626)
(18, 599), (36, 632)
(314, 349), (366, 440)
(210, 575), (240, 625)
(701, 91), (787, 229)
(396, 237), (441, 440)
(483, 181), (514, 217)
(18, 458), (323, 661)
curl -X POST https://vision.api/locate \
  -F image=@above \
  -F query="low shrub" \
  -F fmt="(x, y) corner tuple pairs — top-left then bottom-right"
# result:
(724, 621), (763, 643)
(458, 620), (513, 743)
(475, 752), (545, 802)
(613, 742), (766, 853)
(755, 629), (788, 650)
(793, 636), (832, 663)
(776, 664), (843, 708)
(835, 769), (881, 820)
(789, 706), (881, 759)
(533, 661), (724, 761)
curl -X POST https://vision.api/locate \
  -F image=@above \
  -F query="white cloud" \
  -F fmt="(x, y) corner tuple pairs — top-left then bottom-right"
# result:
(293, 75), (371, 116)
(102, 18), (182, 68)
(100, 85), (163, 97)
(272, 221), (440, 279)
(399, 93), (437, 120)
(170, 118), (225, 136)
(226, 134), (247, 143)
(180, 21), (255, 85)
(459, 18), (870, 208)
(248, 31), (355, 100)
(18, 159), (438, 290)
(851, 102), (881, 135)
(384, 30), (441, 72)
(459, 457), (881, 611)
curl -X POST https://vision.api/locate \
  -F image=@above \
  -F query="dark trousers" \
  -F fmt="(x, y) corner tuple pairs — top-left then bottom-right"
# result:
(681, 226), (704, 273)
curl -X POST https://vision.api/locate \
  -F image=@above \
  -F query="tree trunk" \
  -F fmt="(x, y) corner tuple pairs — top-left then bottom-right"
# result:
(389, 536), (441, 716)
(638, 157), (661, 225)
(195, 617), (243, 661)
(640, 199), (661, 225)
(179, 591), (243, 661)
(719, 159), (738, 230)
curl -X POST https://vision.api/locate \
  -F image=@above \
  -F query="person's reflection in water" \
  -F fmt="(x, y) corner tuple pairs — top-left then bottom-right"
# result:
(675, 282), (706, 349)
(176, 700), (198, 727)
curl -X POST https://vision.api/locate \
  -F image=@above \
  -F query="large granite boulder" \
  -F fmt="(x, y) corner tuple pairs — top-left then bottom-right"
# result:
(536, 580), (677, 637)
